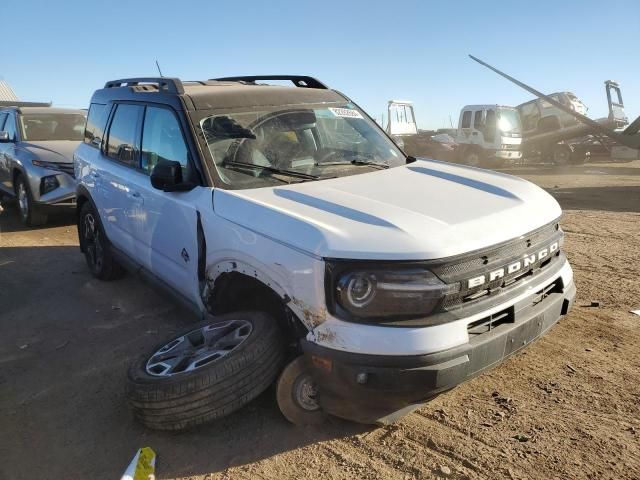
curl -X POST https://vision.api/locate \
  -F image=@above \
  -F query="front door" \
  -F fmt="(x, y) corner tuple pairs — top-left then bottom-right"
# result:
(125, 105), (203, 308)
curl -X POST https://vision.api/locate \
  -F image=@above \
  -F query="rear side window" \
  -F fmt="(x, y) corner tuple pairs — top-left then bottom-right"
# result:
(0, 113), (7, 130)
(107, 104), (143, 167)
(461, 111), (472, 129)
(141, 106), (189, 174)
(84, 103), (110, 147)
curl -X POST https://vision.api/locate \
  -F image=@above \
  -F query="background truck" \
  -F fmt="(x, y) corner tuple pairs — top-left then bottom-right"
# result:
(516, 81), (628, 165)
(455, 104), (522, 168)
(384, 100), (458, 162)
(470, 55), (638, 164)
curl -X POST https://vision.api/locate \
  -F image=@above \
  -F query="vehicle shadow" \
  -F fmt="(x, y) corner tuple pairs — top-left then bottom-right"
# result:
(0, 199), (76, 234)
(547, 185), (640, 213)
(0, 244), (372, 480)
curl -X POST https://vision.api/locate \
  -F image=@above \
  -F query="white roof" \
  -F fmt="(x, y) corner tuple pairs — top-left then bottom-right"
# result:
(0, 81), (18, 101)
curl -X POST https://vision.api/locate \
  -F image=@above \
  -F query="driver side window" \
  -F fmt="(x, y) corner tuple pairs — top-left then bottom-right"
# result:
(141, 107), (189, 175)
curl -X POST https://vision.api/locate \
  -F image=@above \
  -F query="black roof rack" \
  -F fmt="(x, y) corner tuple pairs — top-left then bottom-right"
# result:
(211, 75), (328, 89)
(0, 100), (52, 108)
(104, 77), (184, 94)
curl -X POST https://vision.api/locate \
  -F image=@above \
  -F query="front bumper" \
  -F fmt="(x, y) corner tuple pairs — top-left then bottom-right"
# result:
(27, 168), (76, 208)
(495, 149), (522, 160)
(302, 279), (576, 424)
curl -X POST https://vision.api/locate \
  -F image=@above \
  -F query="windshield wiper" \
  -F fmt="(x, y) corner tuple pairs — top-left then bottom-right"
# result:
(224, 161), (322, 181)
(316, 159), (388, 170)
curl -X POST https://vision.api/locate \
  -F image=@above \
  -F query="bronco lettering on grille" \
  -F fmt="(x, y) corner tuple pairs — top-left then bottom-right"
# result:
(467, 241), (559, 289)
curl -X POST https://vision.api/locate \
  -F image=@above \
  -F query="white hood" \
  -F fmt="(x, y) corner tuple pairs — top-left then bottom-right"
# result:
(213, 159), (561, 260)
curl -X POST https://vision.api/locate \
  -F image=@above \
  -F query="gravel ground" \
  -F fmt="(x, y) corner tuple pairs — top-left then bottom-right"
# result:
(1, 159), (639, 480)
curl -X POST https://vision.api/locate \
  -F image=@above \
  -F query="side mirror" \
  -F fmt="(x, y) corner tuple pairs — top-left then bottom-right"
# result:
(0, 131), (10, 143)
(151, 160), (183, 191)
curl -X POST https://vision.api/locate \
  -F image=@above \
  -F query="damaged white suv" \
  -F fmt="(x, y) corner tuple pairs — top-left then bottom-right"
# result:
(74, 76), (575, 430)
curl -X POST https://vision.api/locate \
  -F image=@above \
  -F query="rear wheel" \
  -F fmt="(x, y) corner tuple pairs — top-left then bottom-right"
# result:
(482, 156), (506, 169)
(462, 148), (483, 167)
(552, 144), (573, 166)
(79, 201), (124, 280)
(126, 312), (285, 431)
(276, 356), (327, 425)
(15, 174), (47, 226)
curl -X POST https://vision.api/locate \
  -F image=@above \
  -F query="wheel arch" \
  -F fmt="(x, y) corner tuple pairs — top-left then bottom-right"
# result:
(204, 265), (309, 345)
(12, 167), (26, 194)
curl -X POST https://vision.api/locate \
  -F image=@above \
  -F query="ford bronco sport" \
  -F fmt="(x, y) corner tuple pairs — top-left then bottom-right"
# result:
(74, 76), (575, 430)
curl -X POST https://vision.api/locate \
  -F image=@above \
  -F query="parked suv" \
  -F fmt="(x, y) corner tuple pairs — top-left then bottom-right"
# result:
(0, 106), (86, 225)
(75, 76), (575, 430)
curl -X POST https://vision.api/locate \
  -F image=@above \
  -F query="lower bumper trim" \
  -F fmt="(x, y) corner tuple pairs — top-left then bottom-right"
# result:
(303, 281), (576, 424)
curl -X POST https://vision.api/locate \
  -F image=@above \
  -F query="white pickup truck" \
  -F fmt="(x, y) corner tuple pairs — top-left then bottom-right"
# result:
(74, 75), (575, 430)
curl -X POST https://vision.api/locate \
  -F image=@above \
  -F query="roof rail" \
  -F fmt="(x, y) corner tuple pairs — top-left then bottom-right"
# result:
(104, 77), (184, 94)
(211, 75), (328, 89)
(0, 100), (52, 107)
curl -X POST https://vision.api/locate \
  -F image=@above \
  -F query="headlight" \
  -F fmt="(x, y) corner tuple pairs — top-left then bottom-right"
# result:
(331, 266), (459, 320)
(32, 159), (62, 170)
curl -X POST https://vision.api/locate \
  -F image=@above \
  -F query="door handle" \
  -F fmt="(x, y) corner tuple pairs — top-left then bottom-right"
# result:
(127, 191), (144, 204)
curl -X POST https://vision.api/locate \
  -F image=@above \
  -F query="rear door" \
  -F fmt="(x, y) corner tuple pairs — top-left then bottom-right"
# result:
(96, 102), (145, 258)
(125, 104), (203, 307)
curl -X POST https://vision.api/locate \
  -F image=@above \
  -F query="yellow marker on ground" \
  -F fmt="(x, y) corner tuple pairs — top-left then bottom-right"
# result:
(120, 447), (156, 480)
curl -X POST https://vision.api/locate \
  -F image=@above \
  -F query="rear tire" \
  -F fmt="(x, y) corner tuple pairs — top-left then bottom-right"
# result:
(126, 312), (285, 431)
(78, 201), (124, 280)
(15, 174), (47, 227)
(462, 148), (483, 167)
(276, 356), (327, 426)
(482, 156), (506, 169)
(552, 144), (573, 166)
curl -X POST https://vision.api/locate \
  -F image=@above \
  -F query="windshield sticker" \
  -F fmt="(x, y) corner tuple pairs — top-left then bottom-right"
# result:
(329, 107), (364, 119)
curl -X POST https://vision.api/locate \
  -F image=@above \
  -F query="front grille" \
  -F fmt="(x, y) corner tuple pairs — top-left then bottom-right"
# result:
(467, 308), (514, 337)
(501, 144), (520, 151)
(432, 221), (559, 281)
(430, 219), (563, 311)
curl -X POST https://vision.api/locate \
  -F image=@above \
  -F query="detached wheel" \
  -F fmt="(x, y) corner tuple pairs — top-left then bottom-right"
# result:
(127, 312), (285, 431)
(277, 356), (327, 426)
(15, 174), (47, 226)
(78, 202), (124, 280)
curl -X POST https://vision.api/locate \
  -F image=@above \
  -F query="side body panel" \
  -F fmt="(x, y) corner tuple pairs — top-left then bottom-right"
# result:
(128, 173), (205, 308)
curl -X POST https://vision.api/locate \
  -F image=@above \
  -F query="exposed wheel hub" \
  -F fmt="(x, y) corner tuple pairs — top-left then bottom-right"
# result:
(293, 373), (320, 411)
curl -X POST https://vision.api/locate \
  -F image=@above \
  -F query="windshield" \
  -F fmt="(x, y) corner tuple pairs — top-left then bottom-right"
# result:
(198, 103), (405, 189)
(20, 113), (86, 141)
(497, 108), (521, 134)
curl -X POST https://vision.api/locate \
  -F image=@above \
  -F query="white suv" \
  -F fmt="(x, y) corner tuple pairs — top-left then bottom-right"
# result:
(74, 76), (575, 431)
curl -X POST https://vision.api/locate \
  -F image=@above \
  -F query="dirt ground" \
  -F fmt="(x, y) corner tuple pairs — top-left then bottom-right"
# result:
(1, 160), (639, 480)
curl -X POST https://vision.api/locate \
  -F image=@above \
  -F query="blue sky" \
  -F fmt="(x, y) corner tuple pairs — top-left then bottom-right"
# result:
(3, 0), (638, 130)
